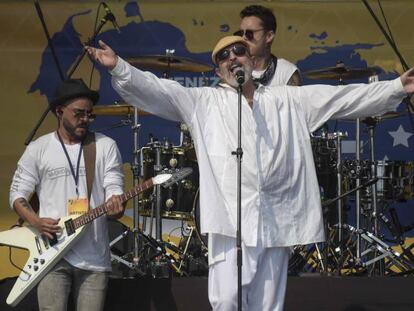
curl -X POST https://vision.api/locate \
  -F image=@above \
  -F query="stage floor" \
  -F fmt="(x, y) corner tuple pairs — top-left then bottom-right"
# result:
(2, 275), (414, 310)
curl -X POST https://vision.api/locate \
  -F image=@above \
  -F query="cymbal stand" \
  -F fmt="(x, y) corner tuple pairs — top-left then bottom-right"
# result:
(333, 131), (348, 274)
(363, 116), (384, 275)
(336, 132), (344, 244)
(154, 145), (163, 241)
(131, 107), (143, 266)
(108, 107), (146, 275)
(144, 140), (176, 278)
(355, 118), (362, 262)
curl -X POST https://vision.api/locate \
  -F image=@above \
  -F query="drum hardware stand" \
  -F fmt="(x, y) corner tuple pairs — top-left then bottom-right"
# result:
(139, 142), (171, 278)
(335, 132), (345, 244)
(105, 107), (151, 276)
(173, 221), (208, 275)
(175, 225), (196, 272)
(143, 166), (195, 278)
(136, 226), (184, 278)
(331, 131), (347, 274)
(322, 176), (378, 274)
(363, 116), (384, 275)
(381, 208), (414, 267)
(109, 230), (135, 270)
(355, 118), (362, 262)
(137, 138), (196, 278)
(154, 145), (163, 241)
(342, 223), (414, 274)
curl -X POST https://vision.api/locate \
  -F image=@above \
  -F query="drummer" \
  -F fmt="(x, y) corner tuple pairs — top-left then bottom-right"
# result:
(86, 36), (413, 310)
(235, 4), (302, 87)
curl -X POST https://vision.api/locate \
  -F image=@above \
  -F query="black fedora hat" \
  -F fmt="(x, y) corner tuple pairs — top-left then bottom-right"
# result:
(49, 79), (99, 110)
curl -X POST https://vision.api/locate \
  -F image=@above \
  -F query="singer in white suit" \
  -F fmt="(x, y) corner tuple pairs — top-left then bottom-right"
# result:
(86, 35), (414, 310)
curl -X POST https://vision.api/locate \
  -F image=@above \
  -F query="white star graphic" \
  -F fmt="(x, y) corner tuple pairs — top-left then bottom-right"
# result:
(388, 125), (413, 147)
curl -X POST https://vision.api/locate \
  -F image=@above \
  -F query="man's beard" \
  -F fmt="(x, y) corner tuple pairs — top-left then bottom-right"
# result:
(223, 63), (253, 88)
(62, 118), (88, 141)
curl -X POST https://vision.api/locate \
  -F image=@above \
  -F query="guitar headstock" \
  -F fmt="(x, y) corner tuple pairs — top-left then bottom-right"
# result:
(153, 173), (172, 185)
(160, 167), (193, 188)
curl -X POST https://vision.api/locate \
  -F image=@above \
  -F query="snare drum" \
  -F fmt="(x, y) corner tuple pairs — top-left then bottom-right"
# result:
(343, 160), (413, 201)
(140, 144), (199, 220)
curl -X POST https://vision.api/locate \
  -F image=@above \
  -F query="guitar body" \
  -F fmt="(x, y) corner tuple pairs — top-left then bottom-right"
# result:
(0, 216), (86, 306)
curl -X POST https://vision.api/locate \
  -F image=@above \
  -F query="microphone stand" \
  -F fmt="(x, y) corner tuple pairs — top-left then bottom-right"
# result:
(25, 0), (65, 145)
(232, 82), (244, 311)
(67, 12), (113, 78)
(25, 10), (114, 145)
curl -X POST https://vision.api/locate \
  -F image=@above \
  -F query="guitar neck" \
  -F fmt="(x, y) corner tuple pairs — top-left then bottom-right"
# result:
(71, 178), (154, 230)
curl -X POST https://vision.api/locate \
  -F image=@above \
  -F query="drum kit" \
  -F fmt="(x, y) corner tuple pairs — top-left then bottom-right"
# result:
(97, 55), (414, 278)
(289, 63), (414, 276)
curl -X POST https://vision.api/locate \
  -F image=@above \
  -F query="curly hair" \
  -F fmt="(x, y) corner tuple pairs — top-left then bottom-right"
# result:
(240, 5), (277, 33)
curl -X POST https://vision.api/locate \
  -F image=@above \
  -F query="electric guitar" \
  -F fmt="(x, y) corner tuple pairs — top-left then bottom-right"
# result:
(0, 168), (192, 306)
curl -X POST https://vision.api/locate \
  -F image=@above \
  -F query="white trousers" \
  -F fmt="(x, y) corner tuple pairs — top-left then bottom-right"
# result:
(208, 235), (289, 311)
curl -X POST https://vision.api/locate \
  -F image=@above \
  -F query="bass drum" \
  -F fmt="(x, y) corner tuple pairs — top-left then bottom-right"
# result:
(140, 144), (199, 221)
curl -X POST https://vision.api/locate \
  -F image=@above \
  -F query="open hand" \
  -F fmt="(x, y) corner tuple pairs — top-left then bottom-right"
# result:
(85, 40), (118, 70)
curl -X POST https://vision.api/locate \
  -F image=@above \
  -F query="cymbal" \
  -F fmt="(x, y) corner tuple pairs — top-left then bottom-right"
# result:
(340, 111), (402, 122)
(371, 111), (402, 121)
(126, 55), (213, 73)
(93, 104), (151, 116)
(304, 62), (378, 80)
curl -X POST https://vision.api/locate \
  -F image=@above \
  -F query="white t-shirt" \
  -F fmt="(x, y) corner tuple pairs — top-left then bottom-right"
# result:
(10, 132), (124, 271)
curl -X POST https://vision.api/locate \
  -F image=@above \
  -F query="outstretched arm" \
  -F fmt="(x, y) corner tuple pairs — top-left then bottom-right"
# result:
(85, 40), (118, 71)
(86, 40), (198, 124)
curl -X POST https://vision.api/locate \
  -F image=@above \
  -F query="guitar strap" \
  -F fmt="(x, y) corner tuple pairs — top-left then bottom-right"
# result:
(13, 132), (96, 228)
(83, 131), (96, 204)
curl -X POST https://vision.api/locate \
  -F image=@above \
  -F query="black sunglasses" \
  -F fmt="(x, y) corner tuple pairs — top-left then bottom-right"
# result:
(233, 28), (265, 41)
(216, 45), (248, 63)
(72, 109), (96, 121)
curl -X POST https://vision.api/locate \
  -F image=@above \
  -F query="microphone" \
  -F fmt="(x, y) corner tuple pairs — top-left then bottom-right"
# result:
(235, 69), (245, 85)
(102, 2), (121, 33)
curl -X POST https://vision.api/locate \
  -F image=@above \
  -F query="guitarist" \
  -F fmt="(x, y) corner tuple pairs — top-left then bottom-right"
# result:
(9, 79), (125, 311)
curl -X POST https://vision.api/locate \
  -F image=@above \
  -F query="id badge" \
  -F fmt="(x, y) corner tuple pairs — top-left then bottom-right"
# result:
(67, 198), (89, 215)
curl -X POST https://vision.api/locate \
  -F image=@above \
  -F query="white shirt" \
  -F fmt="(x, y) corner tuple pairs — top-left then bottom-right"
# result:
(110, 57), (404, 248)
(9, 132), (124, 271)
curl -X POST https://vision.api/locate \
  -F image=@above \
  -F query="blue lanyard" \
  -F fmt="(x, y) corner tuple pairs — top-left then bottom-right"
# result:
(56, 131), (84, 198)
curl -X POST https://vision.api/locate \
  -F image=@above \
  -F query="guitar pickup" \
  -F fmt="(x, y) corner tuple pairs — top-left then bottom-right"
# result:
(65, 219), (75, 236)
(49, 233), (58, 246)
(41, 233), (58, 248)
